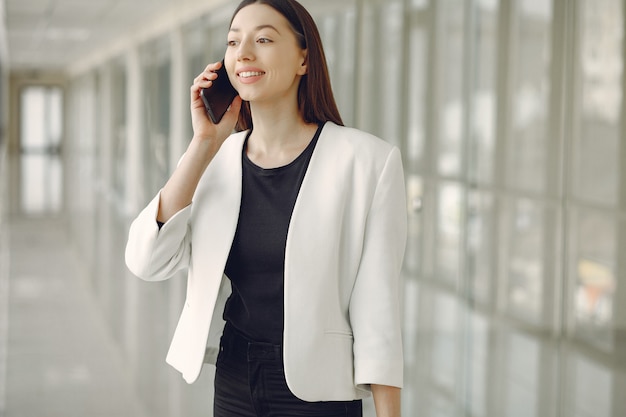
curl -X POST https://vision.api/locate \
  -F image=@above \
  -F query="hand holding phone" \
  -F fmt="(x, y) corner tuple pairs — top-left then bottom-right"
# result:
(200, 60), (238, 124)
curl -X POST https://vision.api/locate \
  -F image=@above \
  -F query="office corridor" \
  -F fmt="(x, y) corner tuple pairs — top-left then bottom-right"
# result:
(1, 215), (146, 417)
(2, 0), (626, 416)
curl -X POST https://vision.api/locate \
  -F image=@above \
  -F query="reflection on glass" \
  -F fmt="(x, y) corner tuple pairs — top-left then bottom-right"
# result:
(184, 19), (210, 142)
(570, 208), (616, 351)
(405, 175), (424, 274)
(467, 191), (494, 305)
(469, 0), (498, 185)
(436, 182), (462, 285)
(317, 8), (357, 125)
(379, 0), (404, 148)
(504, 198), (543, 321)
(432, 291), (458, 390)
(141, 37), (172, 198)
(411, 0), (428, 9)
(437, 0), (465, 177)
(359, 0), (403, 147)
(502, 331), (540, 417)
(507, 0), (552, 193)
(576, 258), (615, 325)
(566, 354), (614, 417)
(407, 20), (427, 170)
(572, 0), (623, 206)
(466, 312), (489, 417)
(210, 21), (230, 62)
(111, 58), (127, 206)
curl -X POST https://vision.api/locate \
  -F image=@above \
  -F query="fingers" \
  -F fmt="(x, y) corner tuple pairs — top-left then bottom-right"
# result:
(192, 73), (216, 90)
(190, 61), (226, 97)
(204, 60), (223, 73)
(195, 61), (224, 86)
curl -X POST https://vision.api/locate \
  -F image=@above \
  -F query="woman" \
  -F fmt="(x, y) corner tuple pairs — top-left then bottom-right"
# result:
(125, 0), (407, 416)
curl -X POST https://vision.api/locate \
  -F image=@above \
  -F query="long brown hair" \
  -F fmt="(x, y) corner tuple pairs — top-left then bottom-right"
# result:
(230, 0), (344, 131)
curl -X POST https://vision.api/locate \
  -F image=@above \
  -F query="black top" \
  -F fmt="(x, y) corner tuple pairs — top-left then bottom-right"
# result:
(223, 124), (323, 343)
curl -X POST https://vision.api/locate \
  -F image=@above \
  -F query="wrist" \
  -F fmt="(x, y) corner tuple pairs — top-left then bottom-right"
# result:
(189, 135), (220, 159)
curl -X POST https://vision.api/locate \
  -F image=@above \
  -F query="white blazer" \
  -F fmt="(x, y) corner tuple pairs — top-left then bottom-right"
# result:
(125, 122), (407, 401)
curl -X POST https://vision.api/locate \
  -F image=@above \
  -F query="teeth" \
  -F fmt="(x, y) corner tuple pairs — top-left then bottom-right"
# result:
(239, 71), (264, 78)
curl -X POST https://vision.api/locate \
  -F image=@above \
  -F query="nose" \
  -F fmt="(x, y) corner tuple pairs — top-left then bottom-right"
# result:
(236, 37), (254, 61)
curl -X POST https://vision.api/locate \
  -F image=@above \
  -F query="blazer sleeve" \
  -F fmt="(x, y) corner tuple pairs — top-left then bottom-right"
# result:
(125, 191), (193, 281)
(349, 146), (407, 390)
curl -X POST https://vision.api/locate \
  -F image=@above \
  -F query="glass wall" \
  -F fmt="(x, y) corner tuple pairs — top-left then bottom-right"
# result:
(569, 0), (623, 355)
(66, 73), (99, 274)
(141, 36), (172, 200)
(94, 57), (131, 350)
(63, 0), (626, 416)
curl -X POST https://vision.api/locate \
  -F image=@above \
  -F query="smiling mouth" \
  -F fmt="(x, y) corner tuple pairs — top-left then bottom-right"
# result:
(238, 71), (265, 78)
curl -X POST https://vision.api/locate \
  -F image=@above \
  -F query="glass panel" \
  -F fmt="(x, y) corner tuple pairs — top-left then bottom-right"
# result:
(437, 0), (465, 178)
(500, 330), (540, 417)
(359, 0), (404, 146)
(570, 208), (616, 351)
(468, 0), (498, 185)
(406, 10), (428, 171)
(141, 36), (172, 198)
(316, 7), (357, 126)
(507, 0), (553, 193)
(184, 18), (211, 141)
(401, 279), (421, 416)
(135, 282), (171, 415)
(467, 190), (494, 305)
(378, 1), (404, 148)
(502, 197), (544, 322)
(431, 291), (459, 390)
(572, 0), (623, 206)
(208, 21), (231, 62)
(111, 57), (127, 207)
(405, 175), (424, 274)
(564, 353), (614, 417)
(466, 311), (489, 417)
(436, 181), (463, 285)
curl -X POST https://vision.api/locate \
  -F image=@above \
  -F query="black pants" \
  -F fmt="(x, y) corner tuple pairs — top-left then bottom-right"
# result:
(214, 323), (363, 417)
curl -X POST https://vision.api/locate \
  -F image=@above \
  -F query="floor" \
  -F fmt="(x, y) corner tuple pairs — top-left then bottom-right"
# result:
(1, 213), (624, 417)
(0, 215), (147, 417)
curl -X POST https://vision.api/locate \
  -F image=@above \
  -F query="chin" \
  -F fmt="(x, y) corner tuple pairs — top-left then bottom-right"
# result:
(233, 88), (255, 102)
(238, 93), (254, 102)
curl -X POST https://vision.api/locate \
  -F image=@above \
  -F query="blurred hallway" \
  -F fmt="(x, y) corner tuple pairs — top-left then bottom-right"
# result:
(2, 0), (626, 416)
(1, 215), (146, 417)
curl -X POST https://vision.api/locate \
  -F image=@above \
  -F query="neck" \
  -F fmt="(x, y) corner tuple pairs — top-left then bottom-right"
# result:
(248, 100), (310, 153)
(245, 99), (319, 169)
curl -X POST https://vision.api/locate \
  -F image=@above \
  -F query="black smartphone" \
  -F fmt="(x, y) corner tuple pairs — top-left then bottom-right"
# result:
(200, 61), (238, 124)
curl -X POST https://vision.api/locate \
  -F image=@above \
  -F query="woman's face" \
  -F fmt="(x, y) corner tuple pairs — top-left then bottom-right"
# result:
(225, 4), (308, 106)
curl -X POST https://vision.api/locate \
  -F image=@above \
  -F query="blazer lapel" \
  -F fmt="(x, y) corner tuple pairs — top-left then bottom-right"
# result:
(191, 132), (247, 299)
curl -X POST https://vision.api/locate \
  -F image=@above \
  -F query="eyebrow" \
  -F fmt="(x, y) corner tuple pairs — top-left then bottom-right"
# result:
(229, 24), (281, 35)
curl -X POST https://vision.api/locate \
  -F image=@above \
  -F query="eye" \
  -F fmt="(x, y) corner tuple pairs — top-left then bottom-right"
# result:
(257, 37), (273, 44)
(227, 39), (239, 47)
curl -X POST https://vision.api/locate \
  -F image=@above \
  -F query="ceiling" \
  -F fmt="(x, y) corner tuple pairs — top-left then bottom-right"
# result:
(4, 0), (351, 74)
(5, 0), (181, 72)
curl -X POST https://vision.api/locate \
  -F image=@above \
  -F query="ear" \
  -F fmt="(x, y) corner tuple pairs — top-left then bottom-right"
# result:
(297, 49), (308, 75)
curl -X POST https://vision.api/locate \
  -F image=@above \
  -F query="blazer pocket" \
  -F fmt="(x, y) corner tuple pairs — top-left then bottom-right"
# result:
(324, 329), (353, 338)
